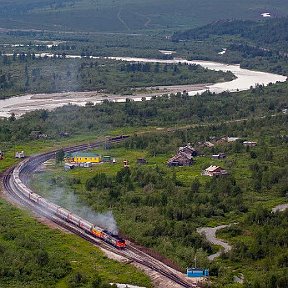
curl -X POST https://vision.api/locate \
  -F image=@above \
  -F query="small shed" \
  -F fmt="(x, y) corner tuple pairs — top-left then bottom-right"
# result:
(243, 141), (257, 147)
(187, 268), (209, 278)
(137, 158), (147, 164)
(83, 162), (92, 168)
(103, 155), (112, 163)
(64, 163), (75, 171)
(15, 151), (25, 158)
(211, 153), (226, 159)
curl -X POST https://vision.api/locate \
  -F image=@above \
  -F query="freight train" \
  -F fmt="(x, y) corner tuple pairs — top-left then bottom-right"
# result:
(12, 160), (126, 249)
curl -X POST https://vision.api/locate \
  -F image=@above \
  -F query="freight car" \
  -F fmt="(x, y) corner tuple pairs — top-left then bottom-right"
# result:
(12, 162), (126, 249)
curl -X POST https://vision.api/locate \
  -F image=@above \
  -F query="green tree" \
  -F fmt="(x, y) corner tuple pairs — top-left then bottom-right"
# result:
(56, 149), (65, 164)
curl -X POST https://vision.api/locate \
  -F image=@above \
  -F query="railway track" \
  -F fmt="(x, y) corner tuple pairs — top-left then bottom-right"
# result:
(1, 137), (198, 288)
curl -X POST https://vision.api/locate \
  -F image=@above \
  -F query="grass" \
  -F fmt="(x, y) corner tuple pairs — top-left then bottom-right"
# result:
(0, 199), (152, 288)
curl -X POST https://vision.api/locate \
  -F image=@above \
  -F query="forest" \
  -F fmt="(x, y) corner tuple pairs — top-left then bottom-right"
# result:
(0, 54), (234, 98)
(0, 80), (287, 143)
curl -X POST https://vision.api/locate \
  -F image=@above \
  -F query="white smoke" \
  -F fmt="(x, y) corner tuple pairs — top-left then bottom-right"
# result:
(30, 177), (119, 234)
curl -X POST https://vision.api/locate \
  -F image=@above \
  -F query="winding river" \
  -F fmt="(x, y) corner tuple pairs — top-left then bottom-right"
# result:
(0, 55), (286, 117)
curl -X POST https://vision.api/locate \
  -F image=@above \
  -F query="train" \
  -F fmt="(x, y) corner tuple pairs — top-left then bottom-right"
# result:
(12, 160), (126, 249)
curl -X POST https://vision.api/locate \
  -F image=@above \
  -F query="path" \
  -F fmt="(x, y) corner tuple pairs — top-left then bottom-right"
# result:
(197, 225), (232, 261)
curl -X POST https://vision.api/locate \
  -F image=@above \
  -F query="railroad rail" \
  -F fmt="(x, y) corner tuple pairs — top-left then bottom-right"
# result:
(1, 136), (198, 288)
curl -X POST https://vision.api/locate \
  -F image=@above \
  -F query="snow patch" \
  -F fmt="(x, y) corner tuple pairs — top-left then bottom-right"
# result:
(261, 12), (271, 17)
(218, 48), (227, 55)
(159, 50), (176, 55)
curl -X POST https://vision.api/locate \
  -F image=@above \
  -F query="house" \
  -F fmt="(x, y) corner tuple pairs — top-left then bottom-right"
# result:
(178, 144), (197, 157)
(202, 165), (228, 177)
(168, 151), (193, 167)
(137, 158), (147, 164)
(30, 130), (47, 139)
(65, 152), (101, 164)
(243, 141), (257, 147)
(123, 160), (129, 167)
(15, 151), (25, 158)
(211, 153), (226, 159)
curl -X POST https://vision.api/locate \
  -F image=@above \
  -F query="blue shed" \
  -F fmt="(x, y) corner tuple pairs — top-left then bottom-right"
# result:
(187, 268), (209, 278)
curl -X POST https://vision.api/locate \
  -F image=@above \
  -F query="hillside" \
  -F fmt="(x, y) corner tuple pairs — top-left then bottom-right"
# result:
(1, 0), (288, 32)
(171, 17), (288, 50)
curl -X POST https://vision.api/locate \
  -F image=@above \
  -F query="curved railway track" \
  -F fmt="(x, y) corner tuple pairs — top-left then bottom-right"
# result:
(1, 137), (198, 288)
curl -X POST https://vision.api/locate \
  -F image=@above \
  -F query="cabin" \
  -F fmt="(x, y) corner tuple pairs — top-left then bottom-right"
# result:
(243, 141), (257, 147)
(65, 152), (101, 164)
(202, 165), (227, 177)
(187, 268), (209, 278)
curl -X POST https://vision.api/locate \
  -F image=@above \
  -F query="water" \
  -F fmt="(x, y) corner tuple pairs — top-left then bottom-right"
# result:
(0, 55), (286, 117)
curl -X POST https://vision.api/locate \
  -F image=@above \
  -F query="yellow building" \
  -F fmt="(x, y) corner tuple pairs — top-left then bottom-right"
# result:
(65, 152), (101, 163)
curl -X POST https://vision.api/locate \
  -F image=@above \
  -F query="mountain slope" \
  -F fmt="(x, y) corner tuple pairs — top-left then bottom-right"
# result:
(1, 0), (288, 32)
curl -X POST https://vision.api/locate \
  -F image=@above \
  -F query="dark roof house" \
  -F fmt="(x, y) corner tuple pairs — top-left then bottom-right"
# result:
(168, 151), (193, 167)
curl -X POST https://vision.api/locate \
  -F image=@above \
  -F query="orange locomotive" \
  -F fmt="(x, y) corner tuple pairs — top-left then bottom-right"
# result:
(91, 226), (126, 249)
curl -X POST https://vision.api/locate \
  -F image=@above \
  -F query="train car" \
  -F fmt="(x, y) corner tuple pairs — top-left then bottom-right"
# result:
(79, 219), (93, 232)
(29, 192), (42, 203)
(68, 213), (82, 226)
(38, 198), (59, 214)
(57, 207), (70, 220)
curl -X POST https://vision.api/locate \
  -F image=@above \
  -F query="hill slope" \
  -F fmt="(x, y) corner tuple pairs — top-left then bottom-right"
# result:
(1, 0), (288, 32)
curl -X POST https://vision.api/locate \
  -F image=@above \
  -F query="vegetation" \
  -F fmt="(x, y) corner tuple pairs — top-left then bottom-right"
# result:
(0, 55), (234, 98)
(217, 209), (288, 288)
(0, 200), (152, 288)
(172, 17), (288, 75)
(29, 113), (288, 286)
(1, 0), (288, 32)
(0, 10), (288, 288)
(1, 80), (287, 143)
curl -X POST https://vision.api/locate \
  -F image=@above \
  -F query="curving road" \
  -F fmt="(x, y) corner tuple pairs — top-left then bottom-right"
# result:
(197, 225), (232, 261)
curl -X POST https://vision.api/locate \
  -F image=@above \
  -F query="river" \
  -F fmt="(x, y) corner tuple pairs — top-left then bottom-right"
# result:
(0, 55), (286, 117)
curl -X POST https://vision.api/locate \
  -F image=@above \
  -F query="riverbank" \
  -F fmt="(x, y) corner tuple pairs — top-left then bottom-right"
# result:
(0, 56), (286, 118)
